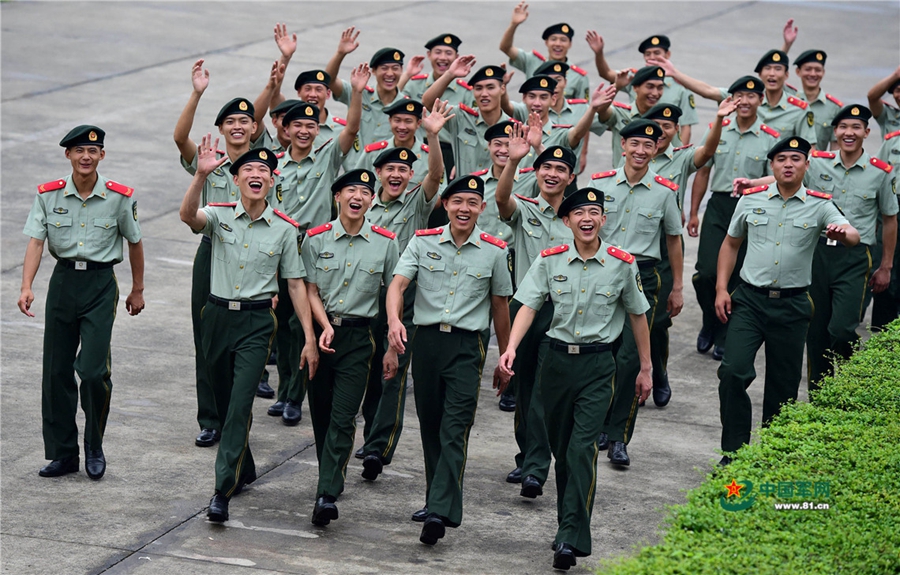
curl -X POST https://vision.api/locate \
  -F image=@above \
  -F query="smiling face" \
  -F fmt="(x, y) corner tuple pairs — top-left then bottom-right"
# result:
(796, 62), (825, 92)
(376, 162), (413, 200)
(390, 114), (421, 143)
(771, 151), (808, 187)
(641, 47), (670, 65)
(759, 63), (788, 92)
(732, 91), (762, 120)
(473, 79), (505, 113)
(621, 137), (658, 170)
(634, 79), (665, 109)
(834, 119), (869, 154)
(544, 33), (571, 61)
(65, 145), (105, 178)
(549, 74), (566, 105)
(488, 137), (510, 168)
(287, 119), (320, 151)
(233, 162), (274, 202)
(428, 46), (457, 76)
(442, 192), (484, 235)
(297, 83), (330, 107)
(563, 205), (605, 244)
(374, 63), (402, 91)
(654, 119), (678, 152)
(891, 85), (900, 107)
(523, 90), (553, 117)
(536, 160), (574, 196)
(335, 184), (374, 223)
(218, 114), (256, 146)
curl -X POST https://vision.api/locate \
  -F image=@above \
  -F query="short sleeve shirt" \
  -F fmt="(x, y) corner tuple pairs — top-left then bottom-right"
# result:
(700, 117), (779, 193)
(443, 107), (511, 176)
(273, 141), (344, 230)
(757, 90), (817, 143)
(875, 103), (900, 139)
(367, 184), (438, 253)
(624, 78), (699, 126)
(509, 49), (591, 100)
(505, 195), (574, 285)
(180, 151), (239, 205)
(648, 145), (699, 209)
(801, 91), (842, 150)
(337, 82), (408, 147)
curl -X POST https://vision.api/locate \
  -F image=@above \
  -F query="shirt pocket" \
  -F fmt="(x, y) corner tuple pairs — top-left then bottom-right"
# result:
(463, 266), (492, 299)
(355, 260), (384, 293)
(593, 284), (619, 317)
(314, 258), (341, 291)
(850, 190), (877, 218)
(790, 219), (817, 247)
(456, 130), (478, 150)
(47, 216), (73, 245)
(747, 216), (768, 243)
(417, 261), (445, 291)
(213, 230), (236, 262)
(635, 207), (661, 235)
(255, 243), (282, 275)
(90, 217), (118, 249)
(743, 155), (768, 180)
(551, 283), (573, 316)
(521, 217), (544, 241)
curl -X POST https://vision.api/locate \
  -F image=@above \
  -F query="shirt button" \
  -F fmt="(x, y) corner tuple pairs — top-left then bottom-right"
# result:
(776, 242), (780, 246)
(453, 271), (457, 275)
(775, 260), (779, 265)
(445, 309), (450, 313)
(248, 224), (252, 228)
(449, 291), (454, 295)
(626, 208), (630, 213)
(606, 291), (611, 296)
(736, 151), (740, 155)
(779, 223), (783, 227)
(244, 244), (249, 248)
(457, 251), (461, 255)
(235, 285), (239, 289)
(583, 266), (587, 270)
(629, 190), (633, 194)
(240, 265), (244, 269)
(349, 242), (353, 247)
(79, 242), (83, 246)
(556, 289), (561, 294)
(576, 331), (580, 336)
(621, 227), (626, 231)
(578, 310), (583, 314)
(81, 223), (85, 227)
(347, 263), (352, 267)
(783, 204), (786, 208)
(82, 203), (87, 207)
(803, 224), (808, 228)
(344, 281), (348, 286)
(324, 266), (329, 270)
(430, 265), (434, 270)
(339, 299), (344, 304)
(476, 273), (481, 277)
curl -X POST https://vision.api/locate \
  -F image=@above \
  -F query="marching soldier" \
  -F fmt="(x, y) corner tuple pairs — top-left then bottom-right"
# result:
(791, 50), (843, 150)
(867, 65), (900, 138)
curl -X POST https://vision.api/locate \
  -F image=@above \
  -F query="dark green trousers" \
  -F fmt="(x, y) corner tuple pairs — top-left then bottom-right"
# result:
(542, 346), (616, 557)
(412, 326), (486, 528)
(651, 236), (682, 386)
(191, 238), (219, 431)
(693, 193), (745, 347)
(807, 242), (871, 388)
(510, 299), (553, 484)
(871, 218), (900, 329)
(603, 264), (659, 444)
(273, 277), (306, 403)
(202, 303), (277, 497)
(42, 262), (118, 460)
(718, 284), (812, 453)
(307, 324), (375, 498)
(361, 283), (417, 465)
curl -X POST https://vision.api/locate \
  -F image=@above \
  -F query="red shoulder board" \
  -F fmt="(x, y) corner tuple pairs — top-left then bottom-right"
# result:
(787, 96), (808, 110)
(607, 246), (634, 264)
(567, 98), (588, 105)
(592, 170), (616, 180)
(532, 50), (546, 62)
(37, 179), (66, 193)
(760, 124), (780, 138)
(480, 232), (507, 249)
(365, 140), (389, 153)
(421, 144), (430, 153)
(807, 189), (832, 200)
(273, 169), (281, 177)
(333, 116), (347, 126)
(456, 79), (473, 91)
(709, 118), (731, 129)
(471, 168), (490, 176)
(518, 167), (535, 174)
(459, 103), (479, 117)
(540, 244), (569, 257)
(514, 193), (539, 204)
(275, 151), (286, 159)
(552, 124), (573, 129)
(411, 74), (428, 81)
(364, 86), (375, 93)
(870, 157), (893, 173)
(371, 224), (396, 239)
(825, 94), (843, 107)
(811, 150), (836, 159)
(654, 175), (678, 191)
(612, 101), (632, 110)
(273, 209), (300, 228)
(785, 82), (798, 92)
(570, 65), (587, 76)
(106, 180), (134, 197)
(415, 227), (443, 236)
(672, 144), (694, 151)
(307, 222), (333, 236)
(743, 184), (769, 195)
(885, 130), (900, 141)
(207, 202), (237, 207)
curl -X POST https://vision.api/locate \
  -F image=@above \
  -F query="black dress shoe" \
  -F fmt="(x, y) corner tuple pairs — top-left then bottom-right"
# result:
(411, 506), (429, 522)
(311, 496), (338, 526)
(256, 373), (275, 399)
(361, 454), (383, 481)
(195, 428), (221, 447)
(697, 327), (714, 353)
(520, 475), (543, 498)
(282, 400), (302, 426)
(419, 514), (445, 545)
(267, 401), (285, 417)
(355, 447), (366, 459)
(552, 542), (577, 570)
(597, 432), (610, 451)
(652, 373), (672, 407)
(38, 455), (79, 477)
(85, 446), (106, 480)
(506, 467), (523, 483)
(608, 441), (630, 466)
(207, 494), (229, 522)
(498, 392), (516, 412)
(712, 345), (725, 361)
(718, 455), (733, 467)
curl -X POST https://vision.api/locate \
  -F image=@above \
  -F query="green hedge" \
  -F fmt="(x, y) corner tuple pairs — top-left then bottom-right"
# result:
(598, 322), (900, 575)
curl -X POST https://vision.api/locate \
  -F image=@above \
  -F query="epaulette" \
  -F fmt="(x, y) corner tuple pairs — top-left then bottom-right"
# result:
(471, 168), (490, 176)
(811, 150), (836, 159)
(743, 185), (769, 195)
(518, 167), (535, 174)
(870, 157), (893, 173)
(405, 183), (423, 195)
(480, 232), (507, 249)
(654, 175), (678, 191)
(785, 82), (798, 92)
(459, 103), (479, 117)
(333, 117), (347, 126)
(673, 144), (694, 151)
(421, 144), (430, 153)
(307, 222), (333, 236)
(607, 245), (634, 264)
(570, 65), (587, 76)
(371, 224), (396, 239)
(106, 180), (134, 197)
(457, 79), (473, 91)
(273, 209), (300, 228)
(612, 101), (632, 110)
(787, 95), (808, 110)
(567, 98), (588, 105)
(885, 130), (900, 141)
(313, 138), (333, 155)
(710, 118), (731, 128)
(515, 193), (539, 204)
(37, 179), (66, 193)
(273, 169), (281, 177)
(410, 74), (428, 81)
(592, 170), (616, 180)
(760, 124), (780, 138)
(806, 189), (832, 200)
(552, 124), (573, 129)
(207, 202), (237, 207)
(825, 94), (843, 107)
(365, 140), (389, 153)
(415, 227), (443, 236)
(364, 86), (375, 93)
(532, 50), (546, 62)
(540, 244), (569, 257)
(275, 151), (286, 159)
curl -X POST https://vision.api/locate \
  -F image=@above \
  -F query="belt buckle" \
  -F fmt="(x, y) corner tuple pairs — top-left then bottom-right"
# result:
(567, 344), (580, 355)
(331, 316), (342, 326)
(826, 238), (838, 246)
(440, 323), (452, 333)
(74, 261), (87, 271)
(228, 301), (241, 311)
(768, 290), (781, 299)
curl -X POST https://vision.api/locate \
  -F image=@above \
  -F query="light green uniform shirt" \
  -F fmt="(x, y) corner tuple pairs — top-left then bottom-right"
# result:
(509, 49), (591, 100)
(510, 102), (583, 157)
(800, 90), (842, 150)
(301, 217), (399, 319)
(875, 103), (900, 139)
(477, 168), (538, 249)
(757, 90), (817, 143)
(337, 82), (408, 148)
(181, 152), (239, 205)
(24, 174), (142, 263)
(877, 132), (900, 169)
(514, 243), (649, 343)
(504, 194), (574, 286)
(201, 201), (304, 300)
(443, 107), (510, 176)
(393, 226), (513, 331)
(648, 144), (699, 209)
(601, 103), (642, 168)
(255, 129), (287, 155)
(804, 151), (899, 245)
(405, 74), (475, 145)
(589, 168), (682, 261)
(624, 78), (699, 126)
(272, 141), (343, 230)
(256, 112), (345, 153)
(367, 184), (438, 253)
(701, 117), (779, 192)
(727, 185), (848, 288)
(355, 139), (443, 191)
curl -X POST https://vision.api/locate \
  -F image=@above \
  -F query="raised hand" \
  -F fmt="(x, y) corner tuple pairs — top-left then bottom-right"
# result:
(501, 63), (515, 86)
(197, 134), (227, 176)
(268, 59), (286, 90)
(422, 99), (454, 135)
(511, 1), (529, 25)
(337, 26), (360, 55)
(732, 177), (753, 197)
(717, 96), (738, 118)
(274, 22), (297, 59)
(406, 55), (425, 77)
(647, 56), (676, 77)
(448, 54), (477, 78)
(350, 62), (371, 92)
(191, 59), (210, 94)
(585, 30), (605, 54)
(590, 82), (617, 110)
(614, 68), (633, 91)
(782, 19), (798, 46)
(509, 121), (532, 161)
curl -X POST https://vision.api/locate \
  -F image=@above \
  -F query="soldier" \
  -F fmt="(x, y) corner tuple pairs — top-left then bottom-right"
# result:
(498, 187), (651, 570)
(791, 50), (843, 150)
(716, 137), (858, 464)
(19, 126), (144, 480)
(867, 65), (900, 139)
(386, 175), (513, 545)
(180, 141), (318, 522)
(871, 129), (900, 328)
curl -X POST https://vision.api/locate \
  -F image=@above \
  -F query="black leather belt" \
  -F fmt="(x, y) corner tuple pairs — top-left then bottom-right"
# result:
(208, 294), (272, 310)
(57, 259), (115, 271)
(817, 236), (844, 247)
(743, 283), (808, 299)
(328, 315), (370, 327)
(201, 235), (211, 244)
(549, 339), (613, 354)
(420, 323), (476, 334)
(636, 259), (659, 270)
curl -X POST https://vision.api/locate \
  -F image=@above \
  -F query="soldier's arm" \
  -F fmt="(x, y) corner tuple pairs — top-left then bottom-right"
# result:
(180, 134), (226, 231)
(174, 59), (209, 164)
(648, 57), (724, 103)
(252, 60), (284, 142)
(872, 215), (896, 293)
(628, 311), (652, 402)
(715, 234), (744, 323)
(124, 240), (145, 316)
(499, 1), (529, 60)
(781, 18), (798, 53)
(498, 124), (532, 220)
(386, 273), (412, 354)
(339, 63), (370, 155)
(569, 84), (616, 149)
(288, 277), (318, 377)
(325, 26), (360, 101)
(585, 30), (616, 83)
(695, 98), (737, 168)
(687, 166), (710, 237)
(422, 55), (475, 109)
(868, 65), (900, 121)
(421, 101), (451, 201)
(398, 55), (425, 92)
(17, 238), (45, 317)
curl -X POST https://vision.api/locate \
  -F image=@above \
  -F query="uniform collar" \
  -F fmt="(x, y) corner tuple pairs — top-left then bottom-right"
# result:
(331, 216), (372, 241)
(537, 193), (563, 215)
(283, 144), (319, 166)
(653, 145), (675, 162)
(614, 167), (655, 189)
(768, 184), (808, 202)
(477, 110), (510, 127)
(762, 89), (790, 110)
(834, 150), (870, 171)
(373, 185), (412, 208)
(234, 200), (277, 223)
(566, 241), (606, 264)
(439, 225), (483, 248)
(63, 174), (109, 200)
(726, 116), (764, 136)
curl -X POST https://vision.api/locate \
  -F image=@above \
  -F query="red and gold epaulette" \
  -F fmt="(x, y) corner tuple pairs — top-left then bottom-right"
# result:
(552, 124), (573, 129)
(825, 94), (843, 107)
(459, 103), (479, 117)
(607, 245), (634, 264)
(540, 244), (569, 257)
(371, 224), (396, 239)
(471, 168), (490, 176)
(885, 130), (900, 141)
(811, 150), (836, 159)
(365, 140), (389, 153)
(760, 124), (780, 138)
(273, 209), (300, 227)
(364, 86), (375, 93)
(275, 151), (286, 159)
(532, 50), (546, 62)
(207, 202), (237, 207)
(457, 79), (473, 90)
(421, 144), (430, 153)
(567, 98), (588, 105)
(612, 101), (632, 110)
(313, 138), (334, 155)
(806, 189), (832, 200)
(592, 170), (616, 180)
(410, 74), (428, 81)
(654, 175), (678, 191)
(333, 117), (347, 126)
(518, 167), (535, 174)
(743, 185), (769, 195)
(710, 118), (731, 128)
(515, 193), (539, 204)
(870, 157), (893, 172)
(273, 169), (281, 177)
(673, 144), (694, 151)
(415, 227), (443, 236)
(570, 65), (587, 76)
(480, 232), (507, 248)
(106, 180), (134, 197)
(787, 95), (808, 110)
(37, 179), (66, 193)
(307, 222), (333, 236)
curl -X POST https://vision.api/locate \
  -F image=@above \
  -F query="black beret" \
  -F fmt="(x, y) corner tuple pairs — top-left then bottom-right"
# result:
(794, 50), (827, 68)
(620, 119), (663, 141)
(766, 136), (811, 160)
(559, 187), (604, 217)
(425, 34), (461, 51)
(638, 35), (670, 53)
(370, 48), (405, 68)
(374, 147), (417, 168)
(215, 98), (254, 126)
(890, 78), (900, 94)
(229, 148), (278, 175)
(630, 66), (666, 87)
(532, 146), (577, 170)
(384, 99), (424, 118)
(59, 125), (105, 148)
(519, 74), (557, 94)
(282, 102), (320, 125)
(831, 104), (872, 126)
(542, 23), (574, 40)
(534, 60), (569, 78)
(331, 169), (376, 193)
(271, 99), (301, 117)
(441, 174), (484, 198)
(642, 103), (682, 123)
(728, 75), (764, 95)
(469, 65), (505, 86)
(484, 121), (517, 141)
(294, 69), (331, 91)
(755, 49), (789, 73)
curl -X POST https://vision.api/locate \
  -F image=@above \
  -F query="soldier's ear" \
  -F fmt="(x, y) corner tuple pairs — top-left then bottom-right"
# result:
(99, 149), (106, 161)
